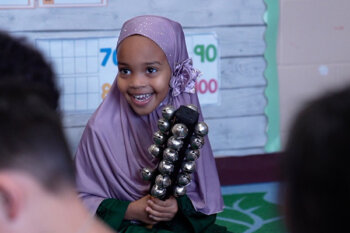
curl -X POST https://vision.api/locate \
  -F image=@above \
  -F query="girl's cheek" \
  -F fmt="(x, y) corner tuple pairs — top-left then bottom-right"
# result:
(116, 78), (125, 91)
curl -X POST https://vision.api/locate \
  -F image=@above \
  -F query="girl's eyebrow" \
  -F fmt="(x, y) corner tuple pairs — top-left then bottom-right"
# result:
(145, 61), (162, 66)
(118, 61), (162, 66)
(117, 62), (129, 66)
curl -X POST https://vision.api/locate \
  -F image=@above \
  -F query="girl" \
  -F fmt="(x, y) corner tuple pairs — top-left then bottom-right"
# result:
(75, 15), (228, 233)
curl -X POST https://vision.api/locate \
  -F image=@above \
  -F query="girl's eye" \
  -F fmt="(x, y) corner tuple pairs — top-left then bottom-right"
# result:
(119, 68), (131, 75)
(146, 67), (157, 73)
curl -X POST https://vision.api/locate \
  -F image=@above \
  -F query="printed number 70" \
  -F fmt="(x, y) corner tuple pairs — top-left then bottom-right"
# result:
(100, 48), (118, 66)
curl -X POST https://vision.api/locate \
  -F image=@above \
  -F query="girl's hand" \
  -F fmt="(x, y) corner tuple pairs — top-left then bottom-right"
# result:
(125, 195), (158, 225)
(146, 196), (178, 222)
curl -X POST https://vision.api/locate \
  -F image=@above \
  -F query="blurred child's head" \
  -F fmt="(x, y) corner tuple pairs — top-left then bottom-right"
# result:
(282, 86), (350, 233)
(116, 15), (199, 115)
(0, 31), (59, 111)
(0, 85), (75, 194)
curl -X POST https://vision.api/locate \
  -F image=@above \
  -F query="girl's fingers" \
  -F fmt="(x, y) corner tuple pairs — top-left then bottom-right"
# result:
(151, 197), (173, 207)
(147, 200), (167, 212)
(146, 206), (173, 219)
(146, 197), (178, 222)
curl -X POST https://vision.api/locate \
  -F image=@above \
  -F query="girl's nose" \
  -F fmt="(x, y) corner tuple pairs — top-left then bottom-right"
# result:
(129, 73), (147, 88)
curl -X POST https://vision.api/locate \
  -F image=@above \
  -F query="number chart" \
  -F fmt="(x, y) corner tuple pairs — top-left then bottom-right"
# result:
(38, 0), (107, 7)
(0, 0), (107, 9)
(36, 33), (219, 112)
(0, 0), (34, 9)
(187, 33), (220, 104)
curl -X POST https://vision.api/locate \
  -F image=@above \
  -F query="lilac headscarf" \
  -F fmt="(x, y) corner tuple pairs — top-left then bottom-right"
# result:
(74, 15), (223, 215)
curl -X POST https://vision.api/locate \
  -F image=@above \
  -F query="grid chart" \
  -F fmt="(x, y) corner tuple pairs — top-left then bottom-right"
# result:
(36, 38), (108, 112)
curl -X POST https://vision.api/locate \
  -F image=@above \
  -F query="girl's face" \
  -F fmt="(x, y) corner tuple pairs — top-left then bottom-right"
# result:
(117, 35), (171, 115)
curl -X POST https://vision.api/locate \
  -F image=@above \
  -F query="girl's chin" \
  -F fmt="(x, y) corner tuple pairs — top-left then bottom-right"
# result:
(129, 98), (157, 115)
(131, 105), (156, 115)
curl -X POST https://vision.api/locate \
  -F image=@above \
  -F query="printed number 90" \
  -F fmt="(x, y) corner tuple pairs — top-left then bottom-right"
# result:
(194, 44), (217, 63)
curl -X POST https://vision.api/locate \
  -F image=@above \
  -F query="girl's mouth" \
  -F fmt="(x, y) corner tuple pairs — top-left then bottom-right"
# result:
(131, 93), (153, 105)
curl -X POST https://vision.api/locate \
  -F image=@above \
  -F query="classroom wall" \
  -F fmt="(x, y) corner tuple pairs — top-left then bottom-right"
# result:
(278, 0), (350, 146)
(0, 0), (268, 157)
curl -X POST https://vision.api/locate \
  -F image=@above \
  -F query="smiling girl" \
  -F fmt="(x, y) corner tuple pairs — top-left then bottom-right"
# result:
(74, 15), (228, 233)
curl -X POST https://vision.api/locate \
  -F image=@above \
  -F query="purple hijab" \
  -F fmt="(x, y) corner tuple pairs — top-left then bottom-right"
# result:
(75, 15), (223, 215)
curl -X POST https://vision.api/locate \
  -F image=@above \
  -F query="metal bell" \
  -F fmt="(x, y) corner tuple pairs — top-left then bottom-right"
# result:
(185, 149), (200, 161)
(151, 184), (166, 198)
(158, 118), (170, 133)
(163, 148), (179, 162)
(141, 167), (153, 181)
(177, 173), (191, 186)
(194, 122), (209, 137)
(155, 174), (171, 188)
(171, 123), (189, 139)
(182, 161), (196, 173)
(186, 104), (199, 113)
(174, 186), (186, 197)
(153, 131), (166, 145)
(190, 136), (205, 149)
(162, 105), (176, 120)
(148, 144), (162, 158)
(167, 136), (184, 151)
(158, 160), (174, 175)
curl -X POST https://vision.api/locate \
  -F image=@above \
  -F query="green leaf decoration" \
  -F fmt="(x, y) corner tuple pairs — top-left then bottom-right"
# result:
(216, 193), (287, 233)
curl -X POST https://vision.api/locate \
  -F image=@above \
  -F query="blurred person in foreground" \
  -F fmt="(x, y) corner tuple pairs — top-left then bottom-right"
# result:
(281, 85), (350, 233)
(0, 31), (114, 233)
(0, 30), (59, 110)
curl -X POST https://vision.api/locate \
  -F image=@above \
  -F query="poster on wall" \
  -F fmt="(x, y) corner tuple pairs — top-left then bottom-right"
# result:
(35, 33), (220, 112)
(38, 0), (107, 7)
(186, 33), (220, 105)
(0, 0), (34, 9)
(0, 0), (107, 8)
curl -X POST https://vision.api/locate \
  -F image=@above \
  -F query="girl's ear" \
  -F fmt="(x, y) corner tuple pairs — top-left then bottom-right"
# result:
(0, 173), (22, 220)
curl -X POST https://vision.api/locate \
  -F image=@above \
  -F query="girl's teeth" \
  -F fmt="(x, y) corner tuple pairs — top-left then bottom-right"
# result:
(134, 94), (152, 101)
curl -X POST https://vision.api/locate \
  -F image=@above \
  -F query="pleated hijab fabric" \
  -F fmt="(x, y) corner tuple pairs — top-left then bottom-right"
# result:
(74, 15), (223, 215)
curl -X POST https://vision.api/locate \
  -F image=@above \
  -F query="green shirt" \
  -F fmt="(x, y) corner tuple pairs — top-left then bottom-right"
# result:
(96, 195), (231, 233)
